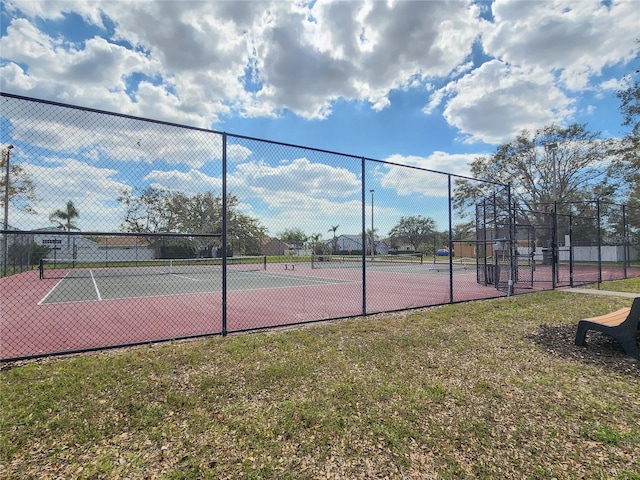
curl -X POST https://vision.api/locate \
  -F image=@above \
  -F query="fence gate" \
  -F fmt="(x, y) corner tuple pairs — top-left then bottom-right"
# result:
(512, 223), (535, 290)
(474, 196), (513, 293)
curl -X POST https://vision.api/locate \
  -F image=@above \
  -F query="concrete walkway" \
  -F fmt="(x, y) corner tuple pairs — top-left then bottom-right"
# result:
(564, 287), (640, 299)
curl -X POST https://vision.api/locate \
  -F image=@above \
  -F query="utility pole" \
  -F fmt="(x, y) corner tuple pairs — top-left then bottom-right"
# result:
(544, 142), (558, 204)
(3, 145), (14, 276)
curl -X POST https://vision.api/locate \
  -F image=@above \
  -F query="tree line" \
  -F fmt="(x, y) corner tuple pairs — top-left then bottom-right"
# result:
(279, 217), (450, 257)
(117, 188), (266, 257)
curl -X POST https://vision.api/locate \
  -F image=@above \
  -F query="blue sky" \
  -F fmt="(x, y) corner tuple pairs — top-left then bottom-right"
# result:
(1, 0), (638, 239)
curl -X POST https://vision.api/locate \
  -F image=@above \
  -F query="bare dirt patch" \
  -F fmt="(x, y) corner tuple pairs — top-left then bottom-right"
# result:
(528, 323), (639, 375)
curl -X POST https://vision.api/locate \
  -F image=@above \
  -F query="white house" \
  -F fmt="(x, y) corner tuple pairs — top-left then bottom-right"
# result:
(326, 234), (389, 255)
(34, 231), (155, 263)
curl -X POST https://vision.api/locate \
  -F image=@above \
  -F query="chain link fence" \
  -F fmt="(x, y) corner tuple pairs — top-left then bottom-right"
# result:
(1, 93), (638, 361)
(475, 197), (640, 294)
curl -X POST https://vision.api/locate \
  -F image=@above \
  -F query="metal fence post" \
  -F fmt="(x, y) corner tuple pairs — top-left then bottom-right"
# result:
(361, 158), (367, 316)
(551, 201), (557, 289)
(507, 184), (515, 296)
(569, 213), (574, 287)
(492, 192), (499, 288)
(597, 199), (602, 285)
(622, 204), (628, 279)
(447, 175), (454, 302)
(222, 133), (228, 336)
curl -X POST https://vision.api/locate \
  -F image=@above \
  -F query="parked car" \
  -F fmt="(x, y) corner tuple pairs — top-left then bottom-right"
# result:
(436, 249), (450, 256)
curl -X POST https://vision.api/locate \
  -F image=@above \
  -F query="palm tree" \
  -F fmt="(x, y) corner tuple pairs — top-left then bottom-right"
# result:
(309, 233), (322, 255)
(49, 200), (80, 252)
(328, 225), (339, 253)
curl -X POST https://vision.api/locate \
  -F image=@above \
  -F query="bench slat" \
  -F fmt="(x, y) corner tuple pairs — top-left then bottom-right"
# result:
(583, 308), (631, 327)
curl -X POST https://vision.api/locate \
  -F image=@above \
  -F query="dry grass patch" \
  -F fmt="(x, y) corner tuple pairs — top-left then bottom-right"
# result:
(1, 289), (639, 479)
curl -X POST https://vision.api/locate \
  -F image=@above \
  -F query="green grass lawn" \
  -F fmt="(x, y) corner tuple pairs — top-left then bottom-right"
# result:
(582, 276), (640, 294)
(1, 285), (639, 479)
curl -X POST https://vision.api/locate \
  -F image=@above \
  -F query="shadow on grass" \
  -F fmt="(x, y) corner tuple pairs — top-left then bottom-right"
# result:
(527, 324), (639, 376)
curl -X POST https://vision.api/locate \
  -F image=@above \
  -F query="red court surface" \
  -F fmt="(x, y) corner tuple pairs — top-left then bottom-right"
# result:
(2, 265), (506, 361)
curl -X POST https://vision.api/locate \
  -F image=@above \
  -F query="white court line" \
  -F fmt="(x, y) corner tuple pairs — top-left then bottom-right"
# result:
(90, 270), (102, 301)
(37, 277), (360, 305)
(38, 274), (68, 305)
(169, 273), (201, 281)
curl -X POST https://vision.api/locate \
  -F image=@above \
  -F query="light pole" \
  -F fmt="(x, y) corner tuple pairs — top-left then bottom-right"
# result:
(544, 142), (558, 204)
(3, 145), (14, 276)
(370, 189), (374, 260)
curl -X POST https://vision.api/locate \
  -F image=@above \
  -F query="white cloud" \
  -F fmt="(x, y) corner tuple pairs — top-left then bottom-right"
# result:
(139, 156), (364, 235)
(251, 0), (482, 118)
(423, 87), (446, 115)
(599, 78), (626, 92)
(145, 169), (222, 195)
(378, 152), (479, 198)
(4, 0), (106, 25)
(3, 96), (227, 167)
(236, 156), (362, 235)
(12, 158), (129, 231)
(1, 0), (484, 123)
(1, 0), (637, 156)
(256, 194), (365, 238)
(234, 157), (361, 198)
(424, 0), (639, 144)
(0, 17), (163, 112)
(387, 152), (476, 178)
(0, 62), (38, 90)
(484, 0), (639, 91)
(436, 60), (575, 144)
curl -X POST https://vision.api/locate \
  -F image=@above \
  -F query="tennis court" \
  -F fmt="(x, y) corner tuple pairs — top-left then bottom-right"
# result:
(39, 264), (347, 304)
(0, 257), (503, 361)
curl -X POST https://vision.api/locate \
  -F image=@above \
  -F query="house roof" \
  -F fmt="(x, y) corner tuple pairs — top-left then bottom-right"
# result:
(263, 237), (290, 247)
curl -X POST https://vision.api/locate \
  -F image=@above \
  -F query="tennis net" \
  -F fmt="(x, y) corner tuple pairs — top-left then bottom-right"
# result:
(311, 253), (424, 269)
(39, 256), (267, 280)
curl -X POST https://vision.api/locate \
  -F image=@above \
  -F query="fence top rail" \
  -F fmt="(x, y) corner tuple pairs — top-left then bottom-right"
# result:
(1, 229), (222, 238)
(533, 199), (638, 210)
(1, 91), (219, 135)
(1, 92), (509, 187)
